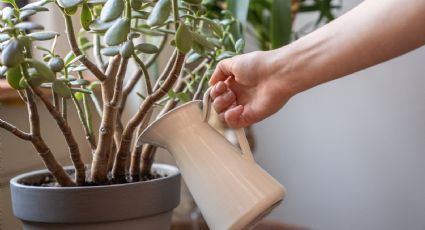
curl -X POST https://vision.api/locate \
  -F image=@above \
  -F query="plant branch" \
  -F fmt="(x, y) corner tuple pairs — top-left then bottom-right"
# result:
(91, 55), (121, 184)
(153, 50), (177, 91)
(139, 72), (186, 176)
(0, 119), (32, 141)
(119, 70), (142, 116)
(112, 52), (186, 180)
(93, 34), (106, 72)
(63, 14), (107, 81)
(132, 52), (152, 94)
(71, 93), (97, 151)
(145, 35), (168, 67)
(31, 87), (86, 185)
(110, 57), (129, 106)
(25, 88), (75, 186)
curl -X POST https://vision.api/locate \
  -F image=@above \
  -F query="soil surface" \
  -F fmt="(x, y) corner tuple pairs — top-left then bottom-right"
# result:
(21, 168), (167, 187)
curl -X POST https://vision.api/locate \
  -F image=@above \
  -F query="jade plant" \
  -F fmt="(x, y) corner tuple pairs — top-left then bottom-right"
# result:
(0, 0), (245, 186)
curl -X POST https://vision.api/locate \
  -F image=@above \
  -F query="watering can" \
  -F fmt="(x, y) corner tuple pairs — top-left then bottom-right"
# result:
(137, 87), (286, 230)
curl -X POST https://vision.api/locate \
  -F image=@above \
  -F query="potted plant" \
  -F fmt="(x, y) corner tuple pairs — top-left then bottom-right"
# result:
(0, 0), (244, 228)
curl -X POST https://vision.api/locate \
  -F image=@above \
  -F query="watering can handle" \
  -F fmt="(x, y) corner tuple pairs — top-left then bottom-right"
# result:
(202, 87), (255, 163)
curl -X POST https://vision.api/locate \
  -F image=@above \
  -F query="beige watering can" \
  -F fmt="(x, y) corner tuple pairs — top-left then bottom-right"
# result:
(137, 87), (286, 230)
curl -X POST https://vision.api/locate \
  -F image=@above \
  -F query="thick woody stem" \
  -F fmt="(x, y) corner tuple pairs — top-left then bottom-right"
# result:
(112, 52), (186, 180)
(90, 56), (121, 184)
(140, 145), (157, 176)
(63, 15), (107, 81)
(0, 119), (32, 140)
(129, 108), (154, 180)
(25, 89), (75, 186)
(31, 87), (86, 185)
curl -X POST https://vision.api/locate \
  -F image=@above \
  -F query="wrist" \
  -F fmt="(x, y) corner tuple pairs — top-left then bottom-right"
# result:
(265, 46), (301, 98)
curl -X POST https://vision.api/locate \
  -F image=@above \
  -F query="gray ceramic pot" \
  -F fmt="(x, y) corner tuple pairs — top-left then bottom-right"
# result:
(10, 163), (180, 230)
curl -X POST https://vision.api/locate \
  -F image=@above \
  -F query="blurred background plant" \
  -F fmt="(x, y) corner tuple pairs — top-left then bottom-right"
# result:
(203, 0), (341, 51)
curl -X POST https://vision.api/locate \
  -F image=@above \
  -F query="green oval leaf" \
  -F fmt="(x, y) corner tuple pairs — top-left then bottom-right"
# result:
(204, 18), (224, 38)
(20, 5), (49, 12)
(1, 38), (24, 67)
(74, 91), (83, 101)
(191, 31), (215, 50)
(19, 72), (45, 88)
(87, 0), (106, 4)
(26, 58), (56, 82)
(146, 0), (171, 27)
(70, 79), (90, 86)
(52, 80), (72, 98)
(134, 43), (159, 54)
(0, 66), (8, 77)
(21, 0), (50, 10)
(175, 23), (192, 54)
(186, 52), (202, 64)
(0, 34), (10, 43)
(2, 7), (16, 21)
(57, 0), (83, 9)
(100, 0), (124, 22)
(6, 66), (24, 90)
(101, 46), (119, 56)
(15, 22), (44, 30)
(48, 57), (65, 72)
(27, 31), (60, 41)
(89, 18), (116, 32)
(234, 38), (245, 54)
(104, 18), (130, 46)
(120, 40), (134, 58)
(80, 3), (92, 31)
(64, 5), (78, 15)
(19, 10), (37, 20)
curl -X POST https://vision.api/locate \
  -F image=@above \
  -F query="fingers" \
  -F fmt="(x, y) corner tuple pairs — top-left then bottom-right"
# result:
(224, 105), (246, 128)
(212, 90), (236, 114)
(209, 59), (233, 85)
(210, 81), (227, 99)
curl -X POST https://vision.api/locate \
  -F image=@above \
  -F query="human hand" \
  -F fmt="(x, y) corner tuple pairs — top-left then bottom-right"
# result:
(209, 51), (295, 128)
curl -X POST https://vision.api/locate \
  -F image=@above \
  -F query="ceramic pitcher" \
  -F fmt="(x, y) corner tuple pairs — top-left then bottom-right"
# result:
(137, 88), (286, 230)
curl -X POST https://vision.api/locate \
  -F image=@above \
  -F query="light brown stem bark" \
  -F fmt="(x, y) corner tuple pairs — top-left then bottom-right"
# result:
(63, 14), (107, 81)
(26, 89), (75, 186)
(0, 119), (32, 140)
(90, 56), (121, 184)
(32, 87), (86, 185)
(112, 52), (186, 181)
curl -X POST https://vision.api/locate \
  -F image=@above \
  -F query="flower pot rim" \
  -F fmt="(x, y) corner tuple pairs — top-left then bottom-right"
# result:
(10, 163), (181, 224)
(10, 163), (179, 190)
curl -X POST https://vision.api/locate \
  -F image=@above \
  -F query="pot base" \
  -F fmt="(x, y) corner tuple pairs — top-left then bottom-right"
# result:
(10, 164), (180, 230)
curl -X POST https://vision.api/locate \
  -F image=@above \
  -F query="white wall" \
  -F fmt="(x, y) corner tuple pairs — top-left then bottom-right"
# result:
(253, 1), (425, 229)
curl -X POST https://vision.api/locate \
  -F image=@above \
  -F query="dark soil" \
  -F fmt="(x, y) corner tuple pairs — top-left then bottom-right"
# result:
(21, 168), (167, 187)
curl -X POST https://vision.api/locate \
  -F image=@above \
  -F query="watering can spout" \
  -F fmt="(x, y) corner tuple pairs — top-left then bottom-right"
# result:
(136, 88), (286, 230)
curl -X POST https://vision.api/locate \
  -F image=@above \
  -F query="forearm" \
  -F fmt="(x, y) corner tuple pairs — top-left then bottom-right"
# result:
(273, 0), (425, 94)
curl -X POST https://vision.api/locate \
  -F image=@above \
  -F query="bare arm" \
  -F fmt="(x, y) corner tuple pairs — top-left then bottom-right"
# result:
(209, 0), (425, 128)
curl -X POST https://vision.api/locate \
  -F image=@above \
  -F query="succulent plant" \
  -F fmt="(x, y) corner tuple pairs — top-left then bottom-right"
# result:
(0, 0), (245, 186)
